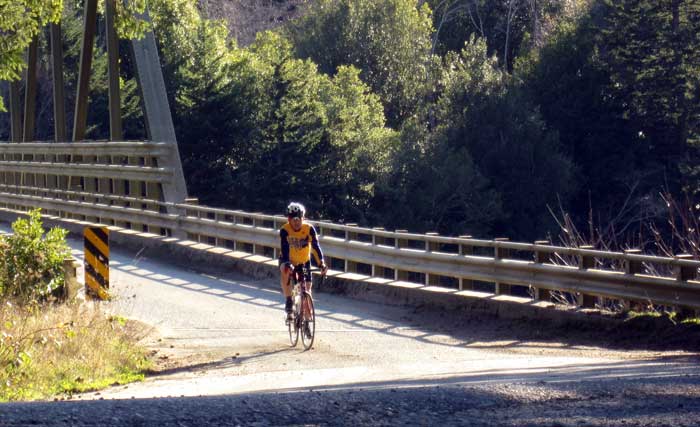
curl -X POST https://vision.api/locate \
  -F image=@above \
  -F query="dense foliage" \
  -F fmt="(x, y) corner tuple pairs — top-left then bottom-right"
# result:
(1, 0), (698, 243)
(0, 1), (145, 141)
(0, 209), (71, 301)
(0, 0), (62, 111)
(373, 37), (573, 237)
(285, 0), (435, 128)
(149, 0), (398, 220)
(0, 0), (150, 113)
(516, 0), (700, 239)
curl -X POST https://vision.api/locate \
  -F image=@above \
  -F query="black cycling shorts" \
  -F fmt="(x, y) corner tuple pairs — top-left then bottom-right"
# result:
(278, 258), (311, 281)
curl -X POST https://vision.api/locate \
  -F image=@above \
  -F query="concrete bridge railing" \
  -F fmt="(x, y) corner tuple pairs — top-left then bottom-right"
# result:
(1, 180), (699, 312)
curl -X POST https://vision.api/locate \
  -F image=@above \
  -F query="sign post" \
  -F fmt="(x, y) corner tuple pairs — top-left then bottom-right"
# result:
(84, 227), (110, 300)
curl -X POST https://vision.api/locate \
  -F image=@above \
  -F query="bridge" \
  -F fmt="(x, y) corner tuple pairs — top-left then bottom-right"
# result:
(1, 3), (700, 424)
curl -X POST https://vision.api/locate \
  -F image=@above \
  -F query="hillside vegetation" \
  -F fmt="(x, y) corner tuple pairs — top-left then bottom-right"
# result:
(1, 0), (698, 251)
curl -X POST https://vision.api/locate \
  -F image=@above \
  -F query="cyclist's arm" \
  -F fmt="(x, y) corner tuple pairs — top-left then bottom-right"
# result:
(279, 228), (290, 264)
(309, 225), (324, 266)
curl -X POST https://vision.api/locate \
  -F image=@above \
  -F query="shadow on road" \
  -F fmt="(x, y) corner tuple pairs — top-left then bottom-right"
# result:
(148, 347), (294, 377)
(65, 235), (700, 356)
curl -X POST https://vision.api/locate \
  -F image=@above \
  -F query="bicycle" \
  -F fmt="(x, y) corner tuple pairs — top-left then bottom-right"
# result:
(285, 263), (324, 350)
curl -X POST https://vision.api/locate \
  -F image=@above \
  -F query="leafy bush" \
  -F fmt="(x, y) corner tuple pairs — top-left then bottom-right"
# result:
(0, 210), (71, 302)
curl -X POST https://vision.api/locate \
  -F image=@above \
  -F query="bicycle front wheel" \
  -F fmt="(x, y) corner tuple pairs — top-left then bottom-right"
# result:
(288, 310), (299, 347)
(300, 293), (316, 350)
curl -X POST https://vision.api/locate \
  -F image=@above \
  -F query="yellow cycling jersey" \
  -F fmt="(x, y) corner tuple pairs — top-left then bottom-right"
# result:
(279, 223), (323, 266)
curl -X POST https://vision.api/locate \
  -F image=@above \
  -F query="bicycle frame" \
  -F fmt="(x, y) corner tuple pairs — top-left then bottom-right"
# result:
(285, 263), (317, 350)
(288, 264), (311, 315)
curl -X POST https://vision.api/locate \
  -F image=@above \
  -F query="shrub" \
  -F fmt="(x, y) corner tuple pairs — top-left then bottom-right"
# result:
(0, 209), (71, 302)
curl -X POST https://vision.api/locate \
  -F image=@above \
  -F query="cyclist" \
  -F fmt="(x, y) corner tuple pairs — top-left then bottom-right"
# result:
(279, 202), (327, 320)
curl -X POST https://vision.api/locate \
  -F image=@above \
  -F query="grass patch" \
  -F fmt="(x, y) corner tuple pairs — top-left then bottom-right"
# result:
(626, 310), (663, 320)
(0, 301), (151, 401)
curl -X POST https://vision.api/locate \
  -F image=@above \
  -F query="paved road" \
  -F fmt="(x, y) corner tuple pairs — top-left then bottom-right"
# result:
(2, 226), (700, 425)
(64, 239), (696, 399)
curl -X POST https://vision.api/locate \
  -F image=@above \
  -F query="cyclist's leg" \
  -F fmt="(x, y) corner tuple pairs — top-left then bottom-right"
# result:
(279, 260), (293, 316)
(279, 262), (292, 296)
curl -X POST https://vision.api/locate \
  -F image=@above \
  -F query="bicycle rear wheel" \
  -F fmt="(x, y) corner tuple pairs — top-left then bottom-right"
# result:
(300, 293), (316, 350)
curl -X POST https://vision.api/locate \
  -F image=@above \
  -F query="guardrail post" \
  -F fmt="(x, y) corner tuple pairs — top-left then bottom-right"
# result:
(345, 223), (358, 273)
(128, 156), (146, 232)
(372, 227), (385, 277)
(316, 220), (335, 269)
(624, 249), (643, 275)
(184, 203), (200, 242)
(425, 232), (440, 286)
(252, 213), (265, 256)
(674, 254), (699, 318)
(272, 219), (281, 259)
(494, 238), (511, 295)
(213, 212), (225, 247)
(425, 232), (439, 251)
(458, 235), (473, 290)
(394, 230), (409, 281)
(675, 254), (698, 281)
(577, 245), (597, 308)
(315, 219), (326, 237)
(620, 249), (645, 311)
(578, 245), (595, 269)
(61, 258), (81, 301)
(345, 224), (358, 241)
(533, 240), (552, 302)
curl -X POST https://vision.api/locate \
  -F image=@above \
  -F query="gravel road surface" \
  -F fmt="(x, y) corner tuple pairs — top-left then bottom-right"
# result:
(1, 227), (699, 425)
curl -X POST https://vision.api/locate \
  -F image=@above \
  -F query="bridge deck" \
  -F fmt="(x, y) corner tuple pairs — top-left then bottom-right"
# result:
(21, 228), (691, 399)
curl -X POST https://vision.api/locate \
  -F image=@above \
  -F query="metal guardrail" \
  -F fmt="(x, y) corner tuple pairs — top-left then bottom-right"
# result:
(0, 141), (172, 157)
(1, 183), (699, 311)
(0, 141), (186, 237)
(0, 142), (173, 182)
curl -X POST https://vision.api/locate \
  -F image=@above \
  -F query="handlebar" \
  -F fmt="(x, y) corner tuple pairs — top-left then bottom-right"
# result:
(284, 263), (328, 276)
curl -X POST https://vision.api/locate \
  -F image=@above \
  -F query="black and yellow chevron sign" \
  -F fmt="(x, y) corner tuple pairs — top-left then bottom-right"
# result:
(84, 227), (110, 300)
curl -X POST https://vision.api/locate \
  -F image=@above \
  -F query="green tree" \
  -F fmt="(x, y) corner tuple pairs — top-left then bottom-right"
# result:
(381, 36), (574, 238)
(149, 0), (398, 222)
(375, 117), (503, 235)
(285, 0), (435, 128)
(516, 1), (700, 235)
(515, 13), (649, 230)
(227, 33), (398, 221)
(0, 0), (147, 113)
(0, 0), (62, 111)
(62, 1), (144, 141)
(599, 0), (700, 185)
(149, 0), (251, 199)
(443, 38), (574, 237)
